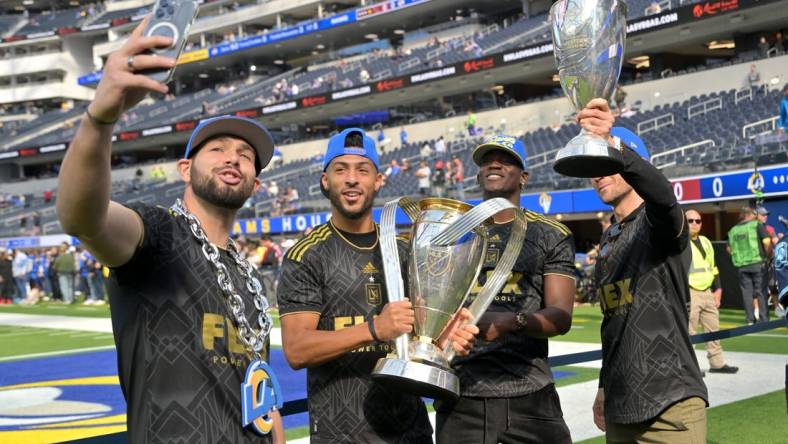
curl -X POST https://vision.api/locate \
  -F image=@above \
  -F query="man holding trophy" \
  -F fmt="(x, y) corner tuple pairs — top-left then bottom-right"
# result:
(430, 134), (577, 444)
(549, 0), (708, 442)
(277, 128), (478, 443)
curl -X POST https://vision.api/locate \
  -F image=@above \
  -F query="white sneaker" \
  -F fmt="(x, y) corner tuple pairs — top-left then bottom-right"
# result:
(83, 299), (94, 305)
(94, 300), (106, 306)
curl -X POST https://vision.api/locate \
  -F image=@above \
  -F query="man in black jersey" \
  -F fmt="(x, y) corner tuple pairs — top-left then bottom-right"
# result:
(56, 17), (283, 443)
(434, 134), (576, 443)
(586, 105), (708, 443)
(277, 128), (478, 444)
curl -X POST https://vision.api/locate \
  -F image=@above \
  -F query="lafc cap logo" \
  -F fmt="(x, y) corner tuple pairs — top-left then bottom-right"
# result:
(484, 135), (517, 150)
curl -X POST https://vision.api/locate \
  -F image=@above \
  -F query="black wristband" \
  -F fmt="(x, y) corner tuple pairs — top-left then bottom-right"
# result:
(85, 108), (118, 126)
(366, 312), (381, 344)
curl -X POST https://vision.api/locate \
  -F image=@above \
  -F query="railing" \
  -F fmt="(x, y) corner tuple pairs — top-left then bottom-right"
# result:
(637, 112), (674, 135)
(528, 147), (562, 169)
(397, 58), (420, 73)
(43, 220), (59, 235)
(254, 198), (276, 217)
(484, 20), (549, 54)
(165, 185), (185, 198)
(734, 88), (753, 104)
(645, 0), (671, 15)
(742, 115), (780, 139)
(308, 184), (322, 196)
(425, 45), (448, 61)
(687, 97), (722, 119)
(651, 139), (716, 169)
(371, 69), (392, 81)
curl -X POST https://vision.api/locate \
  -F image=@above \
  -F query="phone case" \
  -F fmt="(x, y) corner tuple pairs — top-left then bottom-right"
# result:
(140, 0), (199, 83)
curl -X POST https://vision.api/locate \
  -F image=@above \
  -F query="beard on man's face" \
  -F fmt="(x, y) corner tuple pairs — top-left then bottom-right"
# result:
(190, 163), (254, 210)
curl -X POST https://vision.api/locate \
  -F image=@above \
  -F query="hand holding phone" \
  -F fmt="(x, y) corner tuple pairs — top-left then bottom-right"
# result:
(139, 0), (199, 83)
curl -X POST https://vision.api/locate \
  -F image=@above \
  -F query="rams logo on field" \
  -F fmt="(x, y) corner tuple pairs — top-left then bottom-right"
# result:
(0, 376), (126, 441)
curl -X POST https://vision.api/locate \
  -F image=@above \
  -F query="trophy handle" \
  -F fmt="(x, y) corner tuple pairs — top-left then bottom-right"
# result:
(434, 199), (527, 363)
(379, 197), (420, 361)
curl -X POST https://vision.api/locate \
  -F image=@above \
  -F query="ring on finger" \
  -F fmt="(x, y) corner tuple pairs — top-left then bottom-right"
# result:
(127, 55), (135, 71)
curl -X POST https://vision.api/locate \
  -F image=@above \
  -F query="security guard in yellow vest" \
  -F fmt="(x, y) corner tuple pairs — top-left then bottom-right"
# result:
(686, 210), (738, 373)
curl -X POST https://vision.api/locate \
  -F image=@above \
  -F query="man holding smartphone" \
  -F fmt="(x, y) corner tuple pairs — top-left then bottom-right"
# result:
(56, 17), (284, 443)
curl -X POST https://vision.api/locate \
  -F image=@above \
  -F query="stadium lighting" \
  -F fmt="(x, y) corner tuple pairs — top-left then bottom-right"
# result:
(552, 74), (560, 82)
(198, 73), (209, 78)
(654, 91), (661, 97)
(365, 33), (378, 40)
(316, 44), (325, 49)
(628, 55), (650, 69)
(274, 59), (284, 65)
(770, 76), (781, 85)
(250, 65), (257, 72)
(394, 29), (406, 35)
(707, 40), (735, 50)
(23, 0), (33, 5)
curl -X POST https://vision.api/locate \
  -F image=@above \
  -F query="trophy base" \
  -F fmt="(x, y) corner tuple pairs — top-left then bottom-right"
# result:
(553, 132), (625, 178)
(372, 357), (460, 400)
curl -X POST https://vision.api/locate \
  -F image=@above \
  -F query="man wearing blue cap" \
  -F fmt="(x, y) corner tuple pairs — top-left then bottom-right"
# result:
(277, 128), (478, 443)
(582, 100), (708, 443)
(435, 134), (576, 443)
(56, 17), (283, 443)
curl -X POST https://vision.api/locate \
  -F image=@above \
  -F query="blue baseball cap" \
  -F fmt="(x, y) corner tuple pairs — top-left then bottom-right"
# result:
(610, 127), (649, 161)
(472, 134), (528, 170)
(184, 115), (275, 174)
(323, 128), (380, 171)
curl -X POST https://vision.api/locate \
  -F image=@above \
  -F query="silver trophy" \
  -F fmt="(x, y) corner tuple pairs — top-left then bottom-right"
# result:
(550, 0), (628, 178)
(371, 197), (526, 399)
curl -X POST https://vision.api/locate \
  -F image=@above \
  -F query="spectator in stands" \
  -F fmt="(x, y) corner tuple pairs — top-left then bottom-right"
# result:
(53, 243), (77, 304)
(450, 156), (465, 201)
(201, 101), (217, 116)
(432, 160), (447, 198)
(466, 110), (477, 136)
(359, 68), (370, 83)
(384, 159), (401, 178)
(377, 128), (385, 145)
(613, 85), (627, 116)
(435, 135), (447, 159)
(268, 180), (279, 198)
(420, 141), (432, 159)
(401, 158), (411, 174)
(779, 84), (788, 133)
(285, 186), (300, 214)
(271, 148), (283, 167)
(415, 160), (431, 195)
(746, 64), (761, 89)
(685, 209), (738, 374)
(645, 1), (662, 15)
(774, 32), (785, 54)
(758, 36), (770, 57)
(400, 127), (408, 146)
(31, 211), (42, 235)
(0, 249), (15, 305)
(727, 206), (772, 324)
(12, 249), (31, 303)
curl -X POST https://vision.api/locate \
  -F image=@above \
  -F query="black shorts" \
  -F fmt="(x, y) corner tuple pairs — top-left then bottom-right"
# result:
(434, 384), (571, 444)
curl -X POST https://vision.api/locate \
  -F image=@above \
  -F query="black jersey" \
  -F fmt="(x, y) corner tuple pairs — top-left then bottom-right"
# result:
(277, 222), (432, 444)
(594, 148), (707, 424)
(453, 212), (575, 397)
(107, 203), (272, 443)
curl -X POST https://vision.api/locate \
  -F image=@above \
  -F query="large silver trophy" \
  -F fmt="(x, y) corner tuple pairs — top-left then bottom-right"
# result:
(551, 0), (628, 178)
(371, 197), (526, 399)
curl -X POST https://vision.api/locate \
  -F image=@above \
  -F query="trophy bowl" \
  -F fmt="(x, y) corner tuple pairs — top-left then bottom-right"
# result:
(550, 0), (628, 178)
(373, 198), (489, 399)
(372, 197), (526, 399)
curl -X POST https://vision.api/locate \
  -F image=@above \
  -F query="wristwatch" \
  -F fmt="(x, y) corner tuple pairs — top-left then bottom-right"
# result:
(514, 311), (528, 331)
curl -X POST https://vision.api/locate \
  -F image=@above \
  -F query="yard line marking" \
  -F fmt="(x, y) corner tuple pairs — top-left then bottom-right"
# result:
(0, 345), (116, 362)
(750, 333), (788, 338)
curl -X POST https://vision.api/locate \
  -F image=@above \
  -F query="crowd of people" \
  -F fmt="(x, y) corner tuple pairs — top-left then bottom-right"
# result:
(0, 242), (106, 305)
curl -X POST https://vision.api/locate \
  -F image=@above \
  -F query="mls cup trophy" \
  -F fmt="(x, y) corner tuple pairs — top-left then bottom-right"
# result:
(550, 0), (628, 178)
(371, 197), (526, 399)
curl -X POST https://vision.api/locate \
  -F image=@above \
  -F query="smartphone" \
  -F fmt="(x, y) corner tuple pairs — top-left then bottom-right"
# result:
(140, 0), (199, 83)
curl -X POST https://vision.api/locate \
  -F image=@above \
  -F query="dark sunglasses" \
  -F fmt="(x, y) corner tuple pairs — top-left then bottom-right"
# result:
(687, 218), (702, 224)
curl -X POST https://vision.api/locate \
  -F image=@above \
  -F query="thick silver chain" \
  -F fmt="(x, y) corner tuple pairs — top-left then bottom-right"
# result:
(170, 199), (272, 361)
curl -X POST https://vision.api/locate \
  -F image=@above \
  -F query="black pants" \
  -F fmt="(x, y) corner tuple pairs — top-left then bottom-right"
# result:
(434, 384), (571, 444)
